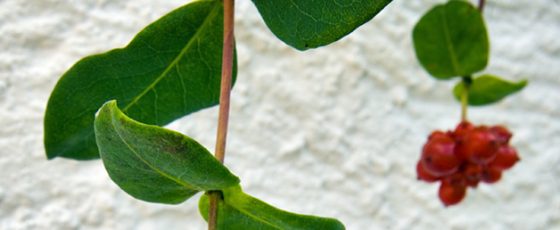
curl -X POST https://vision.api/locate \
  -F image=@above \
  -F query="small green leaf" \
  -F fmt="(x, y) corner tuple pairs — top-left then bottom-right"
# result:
(199, 186), (345, 230)
(45, 0), (236, 160)
(94, 101), (239, 204)
(252, 0), (393, 50)
(413, 0), (489, 79)
(453, 75), (528, 106)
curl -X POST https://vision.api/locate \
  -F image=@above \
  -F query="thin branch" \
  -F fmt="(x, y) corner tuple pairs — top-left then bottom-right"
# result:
(207, 192), (220, 230)
(460, 76), (472, 121)
(214, 0), (235, 164)
(478, 0), (486, 12)
(464, 0), (484, 121)
(208, 0), (235, 229)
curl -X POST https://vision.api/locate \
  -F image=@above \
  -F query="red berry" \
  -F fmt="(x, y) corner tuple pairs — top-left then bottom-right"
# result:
(457, 127), (499, 164)
(438, 179), (467, 207)
(463, 164), (482, 188)
(489, 145), (520, 170)
(416, 161), (440, 182)
(443, 172), (467, 188)
(417, 123), (519, 206)
(481, 166), (502, 183)
(428, 130), (448, 141)
(453, 121), (474, 141)
(490, 125), (512, 145)
(421, 134), (460, 177)
(466, 179), (479, 188)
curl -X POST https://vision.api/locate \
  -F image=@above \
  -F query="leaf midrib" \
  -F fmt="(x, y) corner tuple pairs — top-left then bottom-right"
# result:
(439, 8), (460, 75)
(224, 191), (304, 230)
(109, 109), (202, 191)
(228, 202), (282, 229)
(122, 2), (220, 112)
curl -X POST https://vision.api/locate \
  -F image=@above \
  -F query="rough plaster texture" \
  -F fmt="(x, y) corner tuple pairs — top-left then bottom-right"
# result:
(1, 0), (559, 229)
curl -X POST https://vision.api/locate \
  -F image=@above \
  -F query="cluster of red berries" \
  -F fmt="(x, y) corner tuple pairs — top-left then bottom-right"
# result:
(416, 121), (520, 206)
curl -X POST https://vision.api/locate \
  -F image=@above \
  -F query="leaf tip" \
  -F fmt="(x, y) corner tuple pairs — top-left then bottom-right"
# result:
(519, 79), (529, 87)
(96, 100), (118, 117)
(45, 152), (57, 160)
(102, 99), (118, 109)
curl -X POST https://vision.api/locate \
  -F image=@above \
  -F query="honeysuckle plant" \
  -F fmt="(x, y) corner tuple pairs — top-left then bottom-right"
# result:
(412, 0), (526, 206)
(44, 0), (526, 228)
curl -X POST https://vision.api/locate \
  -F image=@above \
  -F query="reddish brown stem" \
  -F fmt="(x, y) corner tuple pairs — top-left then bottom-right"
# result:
(208, 0), (235, 229)
(478, 0), (485, 12)
(208, 192), (220, 230)
(214, 0), (235, 164)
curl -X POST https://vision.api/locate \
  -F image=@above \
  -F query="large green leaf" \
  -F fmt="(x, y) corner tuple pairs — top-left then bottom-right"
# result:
(94, 101), (239, 204)
(413, 0), (489, 79)
(252, 0), (393, 50)
(453, 75), (528, 106)
(199, 186), (345, 230)
(45, 0), (236, 160)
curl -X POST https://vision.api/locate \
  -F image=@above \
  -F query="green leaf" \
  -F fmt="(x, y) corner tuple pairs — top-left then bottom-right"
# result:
(199, 186), (345, 230)
(45, 0), (236, 160)
(94, 101), (239, 204)
(453, 75), (528, 106)
(412, 0), (489, 79)
(252, 0), (393, 50)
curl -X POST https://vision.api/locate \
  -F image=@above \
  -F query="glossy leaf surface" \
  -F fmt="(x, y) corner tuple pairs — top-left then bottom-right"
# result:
(413, 0), (488, 79)
(453, 75), (527, 106)
(252, 0), (392, 50)
(45, 0), (235, 160)
(94, 101), (239, 204)
(199, 186), (345, 230)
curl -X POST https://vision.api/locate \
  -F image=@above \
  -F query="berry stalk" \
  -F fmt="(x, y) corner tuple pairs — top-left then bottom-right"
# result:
(460, 76), (472, 121)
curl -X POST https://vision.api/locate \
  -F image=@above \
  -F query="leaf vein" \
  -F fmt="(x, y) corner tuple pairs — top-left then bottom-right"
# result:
(109, 112), (201, 191)
(439, 9), (460, 75)
(122, 2), (220, 113)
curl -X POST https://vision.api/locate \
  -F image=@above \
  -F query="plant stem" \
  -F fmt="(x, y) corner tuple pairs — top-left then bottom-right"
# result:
(462, 0), (483, 121)
(209, 0), (235, 229)
(460, 76), (472, 121)
(478, 0), (486, 12)
(214, 0), (235, 164)
(208, 192), (220, 230)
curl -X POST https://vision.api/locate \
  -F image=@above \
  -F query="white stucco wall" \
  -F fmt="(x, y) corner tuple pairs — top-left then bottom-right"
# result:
(1, 0), (559, 229)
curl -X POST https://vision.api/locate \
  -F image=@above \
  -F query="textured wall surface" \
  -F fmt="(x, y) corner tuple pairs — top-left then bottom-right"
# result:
(1, 0), (559, 229)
